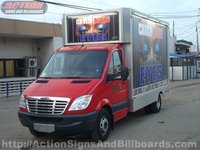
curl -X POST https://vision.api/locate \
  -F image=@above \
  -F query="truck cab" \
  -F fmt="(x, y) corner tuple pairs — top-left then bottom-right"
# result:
(18, 44), (129, 141)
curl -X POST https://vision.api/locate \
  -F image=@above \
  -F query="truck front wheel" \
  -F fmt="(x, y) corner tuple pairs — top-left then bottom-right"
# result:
(91, 108), (111, 142)
(29, 128), (47, 137)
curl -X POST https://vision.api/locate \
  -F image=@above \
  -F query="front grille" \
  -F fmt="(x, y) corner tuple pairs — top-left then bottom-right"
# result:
(26, 96), (70, 115)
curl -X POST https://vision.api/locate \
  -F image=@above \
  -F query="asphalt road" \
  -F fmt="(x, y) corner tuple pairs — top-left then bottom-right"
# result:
(0, 79), (200, 150)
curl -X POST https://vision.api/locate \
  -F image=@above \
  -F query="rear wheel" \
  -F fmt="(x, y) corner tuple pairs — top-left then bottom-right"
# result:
(144, 94), (162, 113)
(29, 128), (47, 137)
(91, 109), (112, 142)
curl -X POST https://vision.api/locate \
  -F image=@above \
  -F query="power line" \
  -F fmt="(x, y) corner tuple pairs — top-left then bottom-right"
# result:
(176, 22), (198, 36)
(174, 21), (199, 41)
(173, 20), (200, 40)
(34, 0), (102, 11)
(154, 15), (199, 19)
(176, 21), (197, 29)
(151, 9), (199, 19)
(149, 9), (197, 15)
(181, 30), (196, 39)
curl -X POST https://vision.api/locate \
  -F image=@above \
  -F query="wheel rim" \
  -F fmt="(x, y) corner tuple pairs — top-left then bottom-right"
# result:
(100, 116), (109, 136)
(157, 96), (161, 109)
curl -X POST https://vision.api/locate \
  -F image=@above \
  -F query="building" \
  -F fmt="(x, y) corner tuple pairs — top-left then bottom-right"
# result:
(170, 52), (198, 80)
(0, 18), (63, 79)
(175, 40), (193, 54)
(170, 40), (199, 80)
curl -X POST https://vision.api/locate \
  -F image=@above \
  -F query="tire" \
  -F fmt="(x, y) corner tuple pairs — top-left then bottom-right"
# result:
(91, 109), (112, 142)
(29, 128), (47, 137)
(144, 94), (162, 113)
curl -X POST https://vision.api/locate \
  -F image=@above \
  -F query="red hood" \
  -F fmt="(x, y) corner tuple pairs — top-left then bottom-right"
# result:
(23, 78), (101, 99)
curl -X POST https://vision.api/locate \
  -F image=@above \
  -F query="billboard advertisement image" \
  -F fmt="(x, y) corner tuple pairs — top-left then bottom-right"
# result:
(66, 13), (119, 43)
(132, 17), (168, 89)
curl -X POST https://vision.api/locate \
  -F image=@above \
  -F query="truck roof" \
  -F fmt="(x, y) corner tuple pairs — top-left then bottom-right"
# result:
(56, 44), (121, 52)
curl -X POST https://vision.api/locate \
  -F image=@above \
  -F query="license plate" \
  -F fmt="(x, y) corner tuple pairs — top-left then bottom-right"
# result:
(33, 123), (55, 133)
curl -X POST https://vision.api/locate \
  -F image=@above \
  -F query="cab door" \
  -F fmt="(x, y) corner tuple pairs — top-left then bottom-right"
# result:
(104, 50), (128, 121)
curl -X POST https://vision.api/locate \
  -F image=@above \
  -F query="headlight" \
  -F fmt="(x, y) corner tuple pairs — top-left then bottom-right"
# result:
(69, 95), (92, 111)
(20, 95), (26, 108)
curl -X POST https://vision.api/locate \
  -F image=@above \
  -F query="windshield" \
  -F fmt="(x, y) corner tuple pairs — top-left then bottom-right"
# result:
(40, 50), (108, 78)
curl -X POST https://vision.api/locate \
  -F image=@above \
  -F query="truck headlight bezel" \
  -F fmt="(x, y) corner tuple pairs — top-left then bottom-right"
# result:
(68, 94), (92, 111)
(20, 94), (26, 108)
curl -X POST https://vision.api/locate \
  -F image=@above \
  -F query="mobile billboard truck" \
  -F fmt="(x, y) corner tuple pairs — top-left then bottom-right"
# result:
(18, 8), (169, 141)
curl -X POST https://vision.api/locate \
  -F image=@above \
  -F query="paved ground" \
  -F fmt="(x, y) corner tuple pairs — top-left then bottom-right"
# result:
(0, 79), (200, 150)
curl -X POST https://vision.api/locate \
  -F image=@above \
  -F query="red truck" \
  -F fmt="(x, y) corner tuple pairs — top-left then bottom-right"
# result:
(18, 8), (169, 141)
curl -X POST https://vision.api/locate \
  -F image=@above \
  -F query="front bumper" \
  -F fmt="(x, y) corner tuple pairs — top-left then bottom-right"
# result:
(18, 111), (98, 135)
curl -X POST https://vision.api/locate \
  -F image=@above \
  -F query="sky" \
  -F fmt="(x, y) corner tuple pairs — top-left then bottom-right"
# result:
(0, 0), (200, 45)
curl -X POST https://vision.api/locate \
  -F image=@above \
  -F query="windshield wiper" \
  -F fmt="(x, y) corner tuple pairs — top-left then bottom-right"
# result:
(56, 76), (85, 79)
(39, 77), (55, 79)
(39, 76), (87, 79)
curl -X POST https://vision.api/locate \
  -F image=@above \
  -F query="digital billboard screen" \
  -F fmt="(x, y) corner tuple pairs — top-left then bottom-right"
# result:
(66, 13), (119, 43)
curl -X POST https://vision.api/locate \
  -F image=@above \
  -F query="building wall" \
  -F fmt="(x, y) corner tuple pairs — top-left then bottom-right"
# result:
(53, 37), (63, 50)
(0, 36), (63, 68)
(0, 37), (38, 59)
(0, 36), (63, 78)
(39, 37), (63, 70)
(170, 66), (197, 80)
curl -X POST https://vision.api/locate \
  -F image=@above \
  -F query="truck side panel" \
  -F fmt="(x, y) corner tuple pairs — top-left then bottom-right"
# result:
(126, 13), (169, 112)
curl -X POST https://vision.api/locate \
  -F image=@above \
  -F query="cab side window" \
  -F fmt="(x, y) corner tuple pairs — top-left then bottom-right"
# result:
(108, 51), (122, 76)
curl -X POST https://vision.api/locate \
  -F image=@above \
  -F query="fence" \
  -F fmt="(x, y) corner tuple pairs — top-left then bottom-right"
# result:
(0, 78), (35, 97)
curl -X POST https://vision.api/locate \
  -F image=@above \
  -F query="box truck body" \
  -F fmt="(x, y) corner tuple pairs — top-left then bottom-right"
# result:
(18, 8), (169, 141)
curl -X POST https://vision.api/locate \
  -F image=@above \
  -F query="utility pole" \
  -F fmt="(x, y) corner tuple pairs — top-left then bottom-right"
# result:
(173, 20), (175, 37)
(196, 25), (199, 54)
(197, 8), (200, 54)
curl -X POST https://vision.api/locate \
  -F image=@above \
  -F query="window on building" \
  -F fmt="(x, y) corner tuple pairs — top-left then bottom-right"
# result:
(5, 60), (14, 77)
(171, 58), (184, 66)
(0, 59), (26, 78)
(171, 58), (178, 66)
(15, 59), (26, 77)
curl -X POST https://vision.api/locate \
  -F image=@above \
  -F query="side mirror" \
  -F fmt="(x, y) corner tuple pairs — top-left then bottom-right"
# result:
(121, 66), (129, 81)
